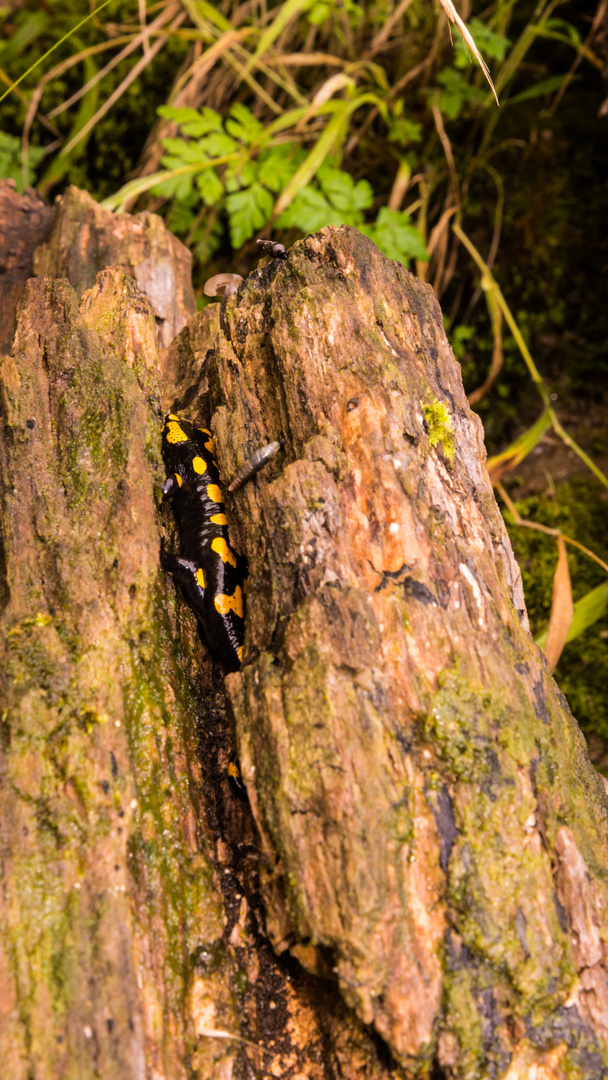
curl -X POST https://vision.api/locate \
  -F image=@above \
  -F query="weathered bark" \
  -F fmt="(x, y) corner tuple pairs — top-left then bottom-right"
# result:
(33, 185), (196, 348)
(3, 217), (608, 1080)
(161, 226), (608, 1079)
(0, 266), (406, 1079)
(0, 180), (55, 354)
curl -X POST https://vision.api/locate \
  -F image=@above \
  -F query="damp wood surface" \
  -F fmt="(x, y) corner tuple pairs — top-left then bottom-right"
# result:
(165, 225), (608, 1079)
(0, 261), (415, 1080)
(0, 179), (55, 355)
(1, 212), (608, 1080)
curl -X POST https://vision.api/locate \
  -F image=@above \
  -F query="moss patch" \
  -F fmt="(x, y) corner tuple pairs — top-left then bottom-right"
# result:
(423, 397), (455, 464)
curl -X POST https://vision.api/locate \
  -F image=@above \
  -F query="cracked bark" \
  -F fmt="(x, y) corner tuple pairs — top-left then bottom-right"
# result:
(1, 216), (608, 1080)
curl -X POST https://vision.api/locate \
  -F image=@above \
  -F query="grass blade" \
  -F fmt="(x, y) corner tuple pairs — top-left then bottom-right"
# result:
(0, 0), (116, 105)
(247, 0), (314, 71)
(272, 105), (348, 218)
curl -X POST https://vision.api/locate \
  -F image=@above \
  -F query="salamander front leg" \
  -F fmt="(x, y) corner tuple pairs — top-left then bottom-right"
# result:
(160, 548), (207, 614)
(162, 474), (182, 500)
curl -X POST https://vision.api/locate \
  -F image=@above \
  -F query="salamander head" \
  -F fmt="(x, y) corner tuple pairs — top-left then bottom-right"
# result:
(161, 413), (197, 480)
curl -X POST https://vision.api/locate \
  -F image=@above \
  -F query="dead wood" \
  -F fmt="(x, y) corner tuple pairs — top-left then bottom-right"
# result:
(33, 185), (196, 348)
(163, 226), (608, 1079)
(0, 265), (405, 1080)
(0, 180), (55, 354)
(2, 212), (608, 1080)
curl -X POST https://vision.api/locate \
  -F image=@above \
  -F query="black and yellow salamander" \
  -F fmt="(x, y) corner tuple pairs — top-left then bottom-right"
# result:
(160, 414), (246, 672)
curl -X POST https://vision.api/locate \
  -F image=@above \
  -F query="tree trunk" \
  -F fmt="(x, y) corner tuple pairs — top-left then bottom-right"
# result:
(1, 217), (607, 1080)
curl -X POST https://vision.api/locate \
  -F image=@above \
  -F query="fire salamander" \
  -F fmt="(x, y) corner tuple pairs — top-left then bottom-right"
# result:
(161, 414), (246, 671)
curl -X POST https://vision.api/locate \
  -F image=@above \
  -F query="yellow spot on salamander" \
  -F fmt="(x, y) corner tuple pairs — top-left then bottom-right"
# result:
(211, 537), (237, 567)
(174, 472), (182, 487)
(199, 428), (212, 436)
(210, 513), (228, 525)
(166, 421), (188, 444)
(204, 437), (215, 453)
(215, 585), (244, 619)
(168, 413), (179, 421)
(237, 646), (243, 663)
(192, 456), (206, 474)
(207, 484), (222, 504)
(196, 568), (206, 589)
(228, 761), (240, 779)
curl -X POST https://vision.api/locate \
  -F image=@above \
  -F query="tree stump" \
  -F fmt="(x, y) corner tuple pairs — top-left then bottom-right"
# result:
(1, 222), (607, 1080)
(0, 180), (55, 355)
(33, 185), (196, 348)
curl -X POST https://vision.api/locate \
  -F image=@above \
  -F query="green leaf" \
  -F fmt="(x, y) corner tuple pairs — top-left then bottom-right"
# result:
(257, 144), (304, 193)
(158, 105), (223, 137)
(487, 409), (552, 482)
(535, 580), (608, 651)
(225, 103), (264, 145)
(197, 132), (238, 157)
(152, 170), (194, 201)
(450, 324), (476, 359)
(224, 159), (257, 193)
(161, 139), (210, 164)
(435, 68), (484, 120)
(317, 166), (373, 213)
(388, 116), (422, 147)
(273, 104), (349, 218)
(505, 75), (578, 106)
(275, 186), (347, 232)
(0, 10), (49, 66)
(454, 18), (510, 67)
(226, 183), (274, 248)
(363, 207), (428, 264)
(196, 168), (225, 206)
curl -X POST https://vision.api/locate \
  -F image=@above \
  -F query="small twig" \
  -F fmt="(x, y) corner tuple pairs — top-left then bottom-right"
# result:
(432, 101), (460, 208)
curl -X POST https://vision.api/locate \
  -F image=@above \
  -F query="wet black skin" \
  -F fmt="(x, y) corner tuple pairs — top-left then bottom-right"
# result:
(160, 415), (246, 671)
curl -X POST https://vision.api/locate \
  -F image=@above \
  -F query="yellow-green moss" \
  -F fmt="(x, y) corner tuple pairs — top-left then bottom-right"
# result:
(422, 397), (455, 464)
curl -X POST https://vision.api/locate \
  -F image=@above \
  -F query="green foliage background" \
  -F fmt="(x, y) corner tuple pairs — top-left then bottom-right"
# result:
(1, 0), (607, 756)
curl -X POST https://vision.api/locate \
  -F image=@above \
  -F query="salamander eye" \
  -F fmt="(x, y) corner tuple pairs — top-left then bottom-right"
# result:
(347, 397), (359, 412)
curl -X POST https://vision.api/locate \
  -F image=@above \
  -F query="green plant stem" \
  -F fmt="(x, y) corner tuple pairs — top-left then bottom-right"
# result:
(100, 156), (239, 211)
